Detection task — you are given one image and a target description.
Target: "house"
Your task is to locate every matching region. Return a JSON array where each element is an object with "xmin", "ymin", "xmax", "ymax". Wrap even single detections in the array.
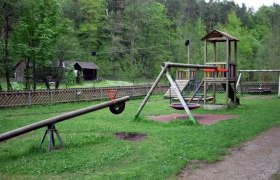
[
  {"xmin": 14, "ymin": 60, "xmax": 100, "ymax": 82},
  {"xmin": 73, "ymin": 61, "xmax": 100, "ymax": 80}
]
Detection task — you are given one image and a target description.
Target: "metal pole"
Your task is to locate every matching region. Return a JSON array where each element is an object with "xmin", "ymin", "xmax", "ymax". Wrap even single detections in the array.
[
  {"xmin": 278, "ymin": 72, "xmax": 280, "ymax": 97},
  {"xmin": 236, "ymin": 72, "xmax": 242, "ymax": 89},
  {"xmin": 166, "ymin": 71, "xmax": 196, "ymax": 124},
  {"xmin": 0, "ymin": 96, "xmax": 130, "ymax": 142},
  {"xmin": 135, "ymin": 64, "xmax": 168, "ymax": 118}
]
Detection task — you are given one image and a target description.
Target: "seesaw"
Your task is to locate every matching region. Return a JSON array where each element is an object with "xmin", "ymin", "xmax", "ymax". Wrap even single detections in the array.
[{"xmin": 0, "ymin": 96, "xmax": 130, "ymax": 151}]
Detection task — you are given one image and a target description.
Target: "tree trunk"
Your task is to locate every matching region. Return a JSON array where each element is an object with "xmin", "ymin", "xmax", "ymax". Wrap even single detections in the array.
[
  {"xmin": 32, "ymin": 58, "xmax": 37, "ymax": 90},
  {"xmin": 44, "ymin": 78, "xmax": 50, "ymax": 90},
  {"xmin": 24, "ymin": 58, "xmax": 31, "ymax": 90},
  {"xmin": 2, "ymin": 6, "xmax": 13, "ymax": 91},
  {"xmin": 55, "ymin": 60, "xmax": 64, "ymax": 89}
]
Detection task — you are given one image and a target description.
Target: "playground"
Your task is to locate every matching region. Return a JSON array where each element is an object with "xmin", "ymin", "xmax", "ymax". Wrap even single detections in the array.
[
  {"xmin": 0, "ymin": 30, "xmax": 279, "ymax": 179},
  {"xmin": 0, "ymin": 93, "xmax": 279, "ymax": 179}
]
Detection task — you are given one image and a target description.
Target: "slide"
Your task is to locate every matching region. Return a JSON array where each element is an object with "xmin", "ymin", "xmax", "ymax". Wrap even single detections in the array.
[{"xmin": 164, "ymin": 80, "xmax": 189, "ymax": 98}]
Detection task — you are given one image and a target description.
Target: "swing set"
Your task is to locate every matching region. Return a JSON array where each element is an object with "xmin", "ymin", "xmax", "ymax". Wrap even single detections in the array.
[{"xmin": 135, "ymin": 62, "xmax": 216, "ymax": 123}]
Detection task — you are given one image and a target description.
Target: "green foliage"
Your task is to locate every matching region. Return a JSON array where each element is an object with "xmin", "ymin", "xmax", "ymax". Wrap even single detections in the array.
[
  {"xmin": 218, "ymin": 11, "xmax": 260, "ymax": 70},
  {"xmin": 1, "ymin": 0, "xmax": 280, "ymax": 91},
  {"xmin": 255, "ymin": 4, "xmax": 280, "ymax": 70},
  {"xmin": 0, "ymin": 95, "xmax": 279, "ymax": 178},
  {"xmin": 64, "ymin": 70, "xmax": 76, "ymax": 88}
]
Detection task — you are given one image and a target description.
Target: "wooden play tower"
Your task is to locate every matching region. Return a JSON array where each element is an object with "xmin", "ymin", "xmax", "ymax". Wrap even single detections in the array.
[{"xmin": 201, "ymin": 29, "xmax": 239, "ymax": 108}]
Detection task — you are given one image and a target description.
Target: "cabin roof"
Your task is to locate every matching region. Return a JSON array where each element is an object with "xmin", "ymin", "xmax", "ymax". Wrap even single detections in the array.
[{"xmin": 74, "ymin": 61, "xmax": 100, "ymax": 70}]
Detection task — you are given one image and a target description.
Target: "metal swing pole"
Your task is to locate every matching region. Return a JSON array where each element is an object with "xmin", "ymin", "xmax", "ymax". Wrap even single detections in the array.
[{"xmin": 278, "ymin": 72, "xmax": 280, "ymax": 97}]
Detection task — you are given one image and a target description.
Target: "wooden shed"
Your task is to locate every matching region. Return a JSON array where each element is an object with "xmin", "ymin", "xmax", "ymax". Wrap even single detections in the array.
[{"xmin": 74, "ymin": 61, "xmax": 100, "ymax": 80}]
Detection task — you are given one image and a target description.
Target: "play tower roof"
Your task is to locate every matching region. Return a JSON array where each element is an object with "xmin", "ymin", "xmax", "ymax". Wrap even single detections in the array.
[{"xmin": 201, "ymin": 29, "xmax": 239, "ymax": 42}]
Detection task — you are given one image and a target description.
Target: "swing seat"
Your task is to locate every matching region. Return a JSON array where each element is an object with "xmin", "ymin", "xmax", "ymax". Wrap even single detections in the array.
[{"xmin": 170, "ymin": 103, "xmax": 200, "ymax": 110}]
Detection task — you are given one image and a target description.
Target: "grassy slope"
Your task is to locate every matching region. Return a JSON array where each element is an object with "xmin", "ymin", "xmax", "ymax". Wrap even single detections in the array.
[
  {"xmin": 0, "ymin": 95, "xmax": 279, "ymax": 179},
  {"xmin": 1, "ymin": 80, "xmax": 135, "ymax": 90}
]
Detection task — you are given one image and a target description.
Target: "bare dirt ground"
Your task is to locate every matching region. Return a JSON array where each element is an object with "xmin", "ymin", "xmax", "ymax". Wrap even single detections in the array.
[
  {"xmin": 178, "ymin": 127, "xmax": 280, "ymax": 180},
  {"xmin": 148, "ymin": 113, "xmax": 237, "ymax": 125}
]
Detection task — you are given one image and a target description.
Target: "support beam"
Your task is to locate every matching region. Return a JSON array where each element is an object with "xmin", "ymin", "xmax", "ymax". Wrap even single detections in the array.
[
  {"xmin": 135, "ymin": 64, "xmax": 168, "ymax": 118},
  {"xmin": 239, "ymin": 70, "xmax": 280, "ymax": 73},
  {"xmin": 188, "ymin": 78, "xmax": 204, "ymax": 103},
  {"xmin": 236, "ymin": 72, "xmax": 242, "ymax": 89},
  {"xmin": 279, "ymin": 72, "xmax": 280, "ymax": 97},
  {"xmin": 166, "ymin": 70, "xmax": 196, "ymax": 124},
  {"xmin": 163, "ymin": 62, "xmax": 216, "ymax": 69}
]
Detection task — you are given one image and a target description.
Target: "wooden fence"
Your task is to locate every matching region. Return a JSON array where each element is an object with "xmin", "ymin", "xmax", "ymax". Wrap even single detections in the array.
[
  {"xmin": 0, "ymin": 84, "xmax": 169, "ymax": 108},
  {"xmin": 0, "ymin": 82, "xmax": 278, "ymax": 108},
  {"xmin": 186, "ymin": 82, "xmax": 279, "ymax": 94}
]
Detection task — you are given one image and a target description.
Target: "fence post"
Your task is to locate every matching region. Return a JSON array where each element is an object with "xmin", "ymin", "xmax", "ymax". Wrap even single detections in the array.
[
  {"xmin": 50, "ymin": 90, "xmax": 53, "ymax": 103},
  {"xmin": 278, "ymin": 72, "xmax": 280, "ymax": 97},
  {"xmin": 101, "ymin": 88, "xmax": 104, "ymax": 100},
  {"xmin": 132, "ymin": 86, "xmax": 135, "ymax": 98},
  {"xmin": 28, "ymin": 91, "xmax": 32, "ymax": 106}
]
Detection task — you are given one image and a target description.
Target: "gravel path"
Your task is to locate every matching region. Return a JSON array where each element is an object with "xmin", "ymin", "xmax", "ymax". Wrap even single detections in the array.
[{"xmin": 179, "ymin": 127, "xmax": 280, "ymax": 180}]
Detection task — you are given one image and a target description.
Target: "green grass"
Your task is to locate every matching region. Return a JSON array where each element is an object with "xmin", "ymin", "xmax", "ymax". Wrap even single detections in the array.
[
  {"xmin": 0, "ymin": 80, "xmax": 146, "ymax": 91},
  {"xmin": 0, "ymin": 95, "xmax": 279, "ymax": 179}
]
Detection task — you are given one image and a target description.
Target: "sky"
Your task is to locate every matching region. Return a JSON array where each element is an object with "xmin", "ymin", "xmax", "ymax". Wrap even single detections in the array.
[
  {"xmin": 231, "ymin": 0, "xmax": 279, "ymax": 11},
  {"xmin": 205, "ymin": 0, "xmax": 280, "ymax": 11}
]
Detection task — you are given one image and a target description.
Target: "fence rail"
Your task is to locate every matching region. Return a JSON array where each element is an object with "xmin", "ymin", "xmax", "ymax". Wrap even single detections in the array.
[
  {"xmin": 0, "ymin": 82, "xmax": 278, "ymax": 108},
  {"xmin": 0, "ymin": 84, "xmax": 169, "ymax": 108},
  {"xmin": 185, "ymin": 82, "xmax": 279, "ymax": 94}
]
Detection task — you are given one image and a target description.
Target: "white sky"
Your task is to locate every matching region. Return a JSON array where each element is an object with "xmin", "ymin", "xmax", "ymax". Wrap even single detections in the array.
[
  {"xmin": 205, "ymin": 0, "xmax": 280, "ymax": 11},
  {"xmin": 233, "ymin": 0, "xmax": 280, "ymax": 11}
]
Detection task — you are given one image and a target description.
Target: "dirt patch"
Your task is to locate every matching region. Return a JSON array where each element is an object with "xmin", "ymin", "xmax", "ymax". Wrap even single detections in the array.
[
  {"xmin": 148, "ymin": 113, "xmax": 237, "ymax": 125},
  {"xmin": 115, "ymin": 132, "xmax": 146, "ymax": 142},
  {"xmin": 178, "ymin": 127, "xmax": 280, "ymax": 180}
]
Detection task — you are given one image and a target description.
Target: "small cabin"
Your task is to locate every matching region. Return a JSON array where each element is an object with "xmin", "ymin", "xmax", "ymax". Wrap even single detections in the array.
[{"xmin": 74, "ymin": 61, "xmax": 100, "ymax": 80}]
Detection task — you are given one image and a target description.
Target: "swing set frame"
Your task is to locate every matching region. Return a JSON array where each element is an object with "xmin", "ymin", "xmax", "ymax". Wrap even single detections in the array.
[{"xmin": 135, "ymin": 62, "xmax": 216, "ymax": 123}]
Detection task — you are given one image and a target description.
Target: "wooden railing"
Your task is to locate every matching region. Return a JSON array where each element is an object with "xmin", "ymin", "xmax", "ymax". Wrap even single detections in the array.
[
  {"xmin": 0, "ymin": 82, "xmax": 278, "ymax": 107},
  {"xmin": 185, "ymin": 82, "xmax": 278, "ymax": 94},
  {"xmin": 0, "ymin": 84, "xmax": 169, "ymax": 107}
]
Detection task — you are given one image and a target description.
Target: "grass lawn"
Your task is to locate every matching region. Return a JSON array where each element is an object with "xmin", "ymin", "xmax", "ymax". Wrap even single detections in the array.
[
  {"xmin": 1, "ymin": 79, "xmax": 149, "ymax": 90},
  {"xmin": 0, "ymin": 94, "xmax": 279, "ymax": 179}
]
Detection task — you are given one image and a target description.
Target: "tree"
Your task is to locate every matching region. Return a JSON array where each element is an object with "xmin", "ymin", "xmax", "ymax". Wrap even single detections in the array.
[
  {"xmin": 255, "ymin": 4, "xmax": 280, "ymax": 70},
  {"xmin": 14, "ymin": 0, "xmax": 61, "ymax": 89},
  {"xmin": 125, "ymin": 1, "xmax": 175, "ymax": 78},
  {"xmin": 53, "ymin": 17, "xmax": 84, "ymax": 89},
  {"xmin": 176, "ymin": 19, "xmax": 206, "ymax": 65},
  {"xmin": 0, "ymin": 0, "xmax": 21, "ymax": 91},
  {"xmin": 218, "ymin": 11, "xmax": 260, "ymax": 71}
]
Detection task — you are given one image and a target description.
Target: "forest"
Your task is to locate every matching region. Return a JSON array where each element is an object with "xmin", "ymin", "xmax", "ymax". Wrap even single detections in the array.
[{"xmin": 0, "ymin": 0, "xmax": 279, "ymax": 91}]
